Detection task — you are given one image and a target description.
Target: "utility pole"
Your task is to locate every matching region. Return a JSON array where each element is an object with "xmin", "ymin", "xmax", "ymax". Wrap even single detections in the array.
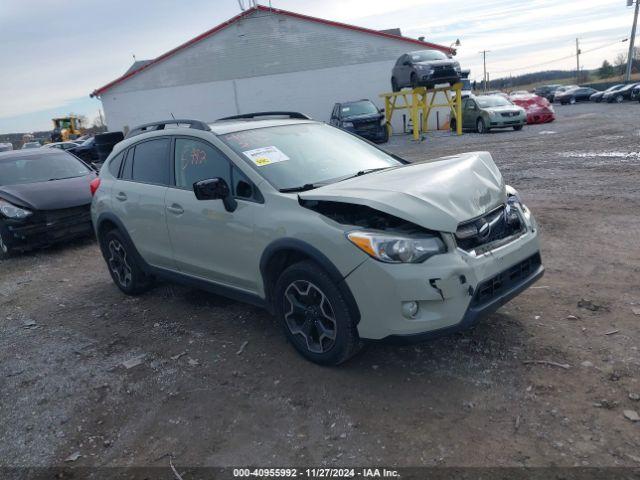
[
  {"xmin": 479, "ymin": 50, "xmax": 490, "ymax": 92},
  {"xmin": 625, "ymin": 0, "xmax": 639, "ymax": 81},
  {"xmin": 575, "ymin": 38, "xmax": 581, "ymax": 83}
]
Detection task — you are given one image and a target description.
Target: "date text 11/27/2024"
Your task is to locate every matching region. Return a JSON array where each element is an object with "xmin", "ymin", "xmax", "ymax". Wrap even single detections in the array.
[{"xmin": 232, "ymin": 468, "xmax": 400, "ymax": 478}]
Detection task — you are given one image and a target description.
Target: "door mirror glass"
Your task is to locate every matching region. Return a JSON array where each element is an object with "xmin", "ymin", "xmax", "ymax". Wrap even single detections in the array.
[
  {"xmin": 193, "ymin": 177, "xmax": 230, "ymax": 200},
  {"xmin": 193, "ymin": 177, "xmax": 237, "ymax": 211}
]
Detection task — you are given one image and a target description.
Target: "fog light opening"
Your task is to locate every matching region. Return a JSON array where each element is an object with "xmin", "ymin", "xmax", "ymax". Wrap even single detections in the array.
[{"xmin": 402, "ymin": 301, "xmax": 419, "ymax": 319}]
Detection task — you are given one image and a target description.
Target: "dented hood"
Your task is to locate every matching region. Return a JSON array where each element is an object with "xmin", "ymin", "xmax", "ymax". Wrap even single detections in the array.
[{"xmin": 299, "ymin": 151, "xmax": 505, "ymax": 233}]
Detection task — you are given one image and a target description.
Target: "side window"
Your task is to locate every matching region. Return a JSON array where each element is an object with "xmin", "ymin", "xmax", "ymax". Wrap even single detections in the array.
[
  {"xmin": 466, "ymin": 100, "xmax": 476, "ymax": 110},
  {"xmin": 174, "ymin": 138, "xmax": 231, "ymax": 189},
  {"xmin": 107, "ymin": 151, "xmax": 125, "ymax": 178},
  {"xmin": 131, "ymin": 139, "xmax": 170, "ymax": 185}
]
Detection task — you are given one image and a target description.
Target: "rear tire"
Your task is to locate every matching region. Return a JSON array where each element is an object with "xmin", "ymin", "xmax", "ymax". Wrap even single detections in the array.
[
  {"xmin": 450, "ymin": 118, "xmax": 457, "ymax": 131},
  {"xmin": 274, "ymin": 261, "xmax": 361, "ymax": 366},
  {"xmin": 99, "ymin": 229, "xmax": 153, "ymax": 295},
  {"xmin": 476, "ymin": 117, "xmax": 488, "ymax": 134}
]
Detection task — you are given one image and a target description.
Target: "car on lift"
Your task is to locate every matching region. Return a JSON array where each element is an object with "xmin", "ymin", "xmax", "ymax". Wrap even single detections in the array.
[
  {"xmin": 603, "ymin": 82, "xmax": 640, "ymax": 103},
  {"xmin": 391, "ymin": 49, "xmax": 461, "ymax": 91},
  {"xmin": 0, "ymin": 149, "xmax": 96, "ymax": 259},
  {"xmin": 451, "ymin": 95, "xmax": 526, "ymax": 133},
  {"xmin": 329, "ymin": 100, "xmax": 388, "ymax": 143},
  {"xmin": 91, "ymin": 114, "xmax": 542, "ymax": 365},
  {"xmin": 554, "ymin": 86, "xmax": 598, "ymax": 105},
  {"xmin": 590, "ymin": 84, "xmax": 624, "ymax": 103}
]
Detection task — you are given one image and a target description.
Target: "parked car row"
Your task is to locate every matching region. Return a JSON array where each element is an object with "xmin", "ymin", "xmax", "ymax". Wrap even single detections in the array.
[{"xmin": 533, "ymin": 83, "xmax": 640, "ymax": 105}]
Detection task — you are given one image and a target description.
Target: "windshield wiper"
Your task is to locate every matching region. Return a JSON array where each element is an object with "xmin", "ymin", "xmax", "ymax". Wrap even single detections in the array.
[
  {"xmin": 48, "ymin": 176, "xmax": 78, "ymax": 181},
  {"xmin": 279, "ymin": 183, "xmax": 321, "ymax": 193}
]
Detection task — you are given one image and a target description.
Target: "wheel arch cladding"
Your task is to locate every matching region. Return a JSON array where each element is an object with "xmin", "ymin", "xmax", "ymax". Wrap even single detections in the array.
[
  {"xmin": 260, "ymin": 238, "xmax": 361, "ymax": 323},
  {"xmin": 96, "ymin": 212, "xmax": 151, "ymax": 274}
]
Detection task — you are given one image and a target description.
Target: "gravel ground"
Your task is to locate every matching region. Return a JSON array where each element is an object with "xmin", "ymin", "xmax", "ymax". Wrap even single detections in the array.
[{"xmin": 1, "ymin": 102, "xmax": 639, "ymax": 470}]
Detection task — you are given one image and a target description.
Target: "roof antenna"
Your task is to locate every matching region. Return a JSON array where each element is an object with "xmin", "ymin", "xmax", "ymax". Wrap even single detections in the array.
[{"xmin": 170, "ymin": 112, "xmax": 176, "ymax": 120}]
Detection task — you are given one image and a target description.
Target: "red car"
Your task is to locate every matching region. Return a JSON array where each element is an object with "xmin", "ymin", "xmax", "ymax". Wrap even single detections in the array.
[{"xmin": 509, "ymin": 93, "xmax": 555, "ymax": 124}]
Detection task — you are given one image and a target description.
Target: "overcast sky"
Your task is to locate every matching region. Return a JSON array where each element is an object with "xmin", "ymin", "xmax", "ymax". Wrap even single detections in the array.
[{"xmin": 0, "ymin": 0, "xmax": 634, "ymax": 133}]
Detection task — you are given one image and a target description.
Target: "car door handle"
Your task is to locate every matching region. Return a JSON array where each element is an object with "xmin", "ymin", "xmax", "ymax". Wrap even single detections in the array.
[
  {"xmin": 115, "ymin": 192, "xmax": 127, "ymax": 202},
  {"xmin": 167, "ymin": 204, "xmax": 184, "ymax": 215}
]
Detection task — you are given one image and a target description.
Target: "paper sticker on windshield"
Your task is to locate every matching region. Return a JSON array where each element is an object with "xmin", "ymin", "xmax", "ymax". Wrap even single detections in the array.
[{"xmin": 243, "ymin": 146, "xmax": 290, "ymax": 167}]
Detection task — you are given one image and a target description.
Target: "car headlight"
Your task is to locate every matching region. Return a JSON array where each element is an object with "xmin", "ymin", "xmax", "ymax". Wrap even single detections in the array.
[
  {"xmin": 342, "ymin": 121, "xmax": 354, "ymax": 128},
  {"xmin": 347, "ymin": 230, "xmax": 445, "ymax": 263},
  {"xmin": 0, "ymin": 198, "xmax": 32, "ymax": 219},
  {"xmin": 505, "ymin": 185, "xmax": 522, "ymax": 205}
]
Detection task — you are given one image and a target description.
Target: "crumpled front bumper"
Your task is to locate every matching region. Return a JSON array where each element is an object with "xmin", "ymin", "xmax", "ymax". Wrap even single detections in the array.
[{"xmin": 345, "ymin": 212, "xmax": 542, "ymax": 341}]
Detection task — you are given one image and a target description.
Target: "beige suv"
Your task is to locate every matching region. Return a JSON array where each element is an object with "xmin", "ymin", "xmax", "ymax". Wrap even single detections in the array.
[{"xmin": 91, "ymin": 114, "xmax": 543, "ymax": 365}]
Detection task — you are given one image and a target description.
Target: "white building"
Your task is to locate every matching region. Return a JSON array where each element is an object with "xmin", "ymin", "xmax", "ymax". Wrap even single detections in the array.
[{"xmin": 91, "ymin": 5, "xmax": 454, "ymax": 134}]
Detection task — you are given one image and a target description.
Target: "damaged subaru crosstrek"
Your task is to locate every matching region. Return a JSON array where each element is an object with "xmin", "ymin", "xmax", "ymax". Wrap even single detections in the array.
[{"xmin": 91, "ymin": 113, "xmax": 543, "ymax": 365}]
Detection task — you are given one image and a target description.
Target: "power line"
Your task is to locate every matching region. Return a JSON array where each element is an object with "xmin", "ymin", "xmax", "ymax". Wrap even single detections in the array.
[{"xmin": 490, "ymin": 38, "xmax": 629, "ymax": 75}]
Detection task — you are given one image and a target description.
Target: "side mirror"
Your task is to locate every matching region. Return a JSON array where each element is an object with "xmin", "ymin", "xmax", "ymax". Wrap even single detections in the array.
[
  {"xmin": 379, "ymin": 107, "xmax": 385, "ymax": 113},
  {"xmin": 403, "ymin": 60, "xmax": 411, "ymax": 66},
  {"xmin": 193, "ymin": 177, "xmax": 237, "ymax": 212}
]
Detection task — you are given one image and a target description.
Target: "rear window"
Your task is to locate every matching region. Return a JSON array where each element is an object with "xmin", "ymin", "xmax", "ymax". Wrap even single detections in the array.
[{"xmin": 131, "ymin": 139, "xmax": 170, "ymax": 185}]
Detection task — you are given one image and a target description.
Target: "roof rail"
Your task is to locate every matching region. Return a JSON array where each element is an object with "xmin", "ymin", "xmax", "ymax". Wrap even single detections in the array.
[
  {"xmin": 126, "ymin": 119, "xmax": 211, "ymax": 138},
  {"xmin": 217, "ymin": 111, "xmax": 312, "ymax": 121}
]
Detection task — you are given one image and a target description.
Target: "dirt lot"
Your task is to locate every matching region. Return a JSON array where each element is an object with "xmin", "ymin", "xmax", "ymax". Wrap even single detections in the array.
[{"xmin": 2, "ymin": 102, "xmax": 639, "ymax": 470}]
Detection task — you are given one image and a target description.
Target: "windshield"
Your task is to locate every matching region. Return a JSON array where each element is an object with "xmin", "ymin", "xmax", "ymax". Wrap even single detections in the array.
[
  {"xmin": 220, "ymin": 123, "xmax": 401, "ymax": 190},
  {"xmin": 410, "ymin": 50, "xmax": 448, "ymax": 62},
  {"xmin": 0, "ymin": 152, "xmax": 90, "ymax": 186},
  {"xmin": 476, "ymin": 96, "xmax": 512, "ymax": 108},
  {"xmin": 341, "ymin": 101, "xmax": 379, "ymax": 118},
  {"xmin": 606, "ymin": 84, "xmax": 624, "ymax": 91}
]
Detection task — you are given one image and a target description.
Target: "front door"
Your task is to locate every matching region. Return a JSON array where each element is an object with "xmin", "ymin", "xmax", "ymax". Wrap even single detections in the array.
[
  {"xmin": 165, "ymin": 137, "xmax": 260, "ymax": 292},
  {"xmin": 463, "ymin": 99, "xmax": 478, "ymax": 129}
]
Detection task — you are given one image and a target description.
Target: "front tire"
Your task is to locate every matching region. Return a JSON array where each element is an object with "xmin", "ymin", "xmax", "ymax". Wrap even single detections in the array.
[
  {"xmin": 476, "ymin": 117, "xmax": 488, "ymax": 134},
  {"xmin": 615, "ymin": 94, "xmax": 624, "ymax": 104},
  {"xmin": 100, "ymin": 229, "xmax": 153, "ymax": 295},
  {"xmin": 410, "ymin": 73, "xmax": 418, "ymax": 89},
  {"xmin": 569, "ymin": 97, "xmax": 576, "ymax": 105},
  {"xmin": 513, "ymin": 125, "xmax": 523, "ymax": 131},
  {"xmin": 274, "ymin": 261, "xmax": 361, "ymax": 366}
]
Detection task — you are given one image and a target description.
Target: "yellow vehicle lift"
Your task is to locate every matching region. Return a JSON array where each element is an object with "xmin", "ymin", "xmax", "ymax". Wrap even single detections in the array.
[{"xmin": 380, "ymin": 82, "xmax": 463, "ymax": 141}]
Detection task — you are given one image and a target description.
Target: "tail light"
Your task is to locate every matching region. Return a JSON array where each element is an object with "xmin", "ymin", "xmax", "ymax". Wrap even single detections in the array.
[{"xmin": 90, "ymin": 177, "xmax": 101, "ymax": 196}]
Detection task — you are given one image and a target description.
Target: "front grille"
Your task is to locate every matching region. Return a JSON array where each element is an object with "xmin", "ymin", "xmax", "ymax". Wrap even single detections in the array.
[
  {"xmin": 501, "ymin": 111, "xmax": 519, "ymax": 117},
  {"xmin": 41, "ymin": 205, "xmax": 91, "ymax": 224},
  {"xmin": 455, "ymin": 205, "xmax": 524, "ymax": 253},
  {"xmin": 472, "ymin": 253, "xmax": 542, "ymax": 306},
  {"xmin": 432, "ymin": 66, "xmax": 456, "ymax": 78},
  {"xmin": 354, "ymin": 121, "xmax": 379, "ymax": 131}
]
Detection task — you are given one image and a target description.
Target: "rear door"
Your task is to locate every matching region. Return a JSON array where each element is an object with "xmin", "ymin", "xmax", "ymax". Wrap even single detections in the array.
[
  {"xmin": 111, "ymin": 138, "xmax": 175, "ymax": 269},
  {"xmin": 165, "ymin": 136, "xmax": 260, "ymax": 291}
]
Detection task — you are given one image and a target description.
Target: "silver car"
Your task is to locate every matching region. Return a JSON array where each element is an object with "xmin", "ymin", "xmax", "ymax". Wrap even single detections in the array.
[{"xmin": 91, "ymin": 114, "xmax": 543, "ymax": 365}]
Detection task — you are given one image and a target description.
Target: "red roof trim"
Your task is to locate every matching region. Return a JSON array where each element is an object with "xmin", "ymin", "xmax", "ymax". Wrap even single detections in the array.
[{"xmin": 91, "ymin": 5, "xmax": 453, "ymax": 97}]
